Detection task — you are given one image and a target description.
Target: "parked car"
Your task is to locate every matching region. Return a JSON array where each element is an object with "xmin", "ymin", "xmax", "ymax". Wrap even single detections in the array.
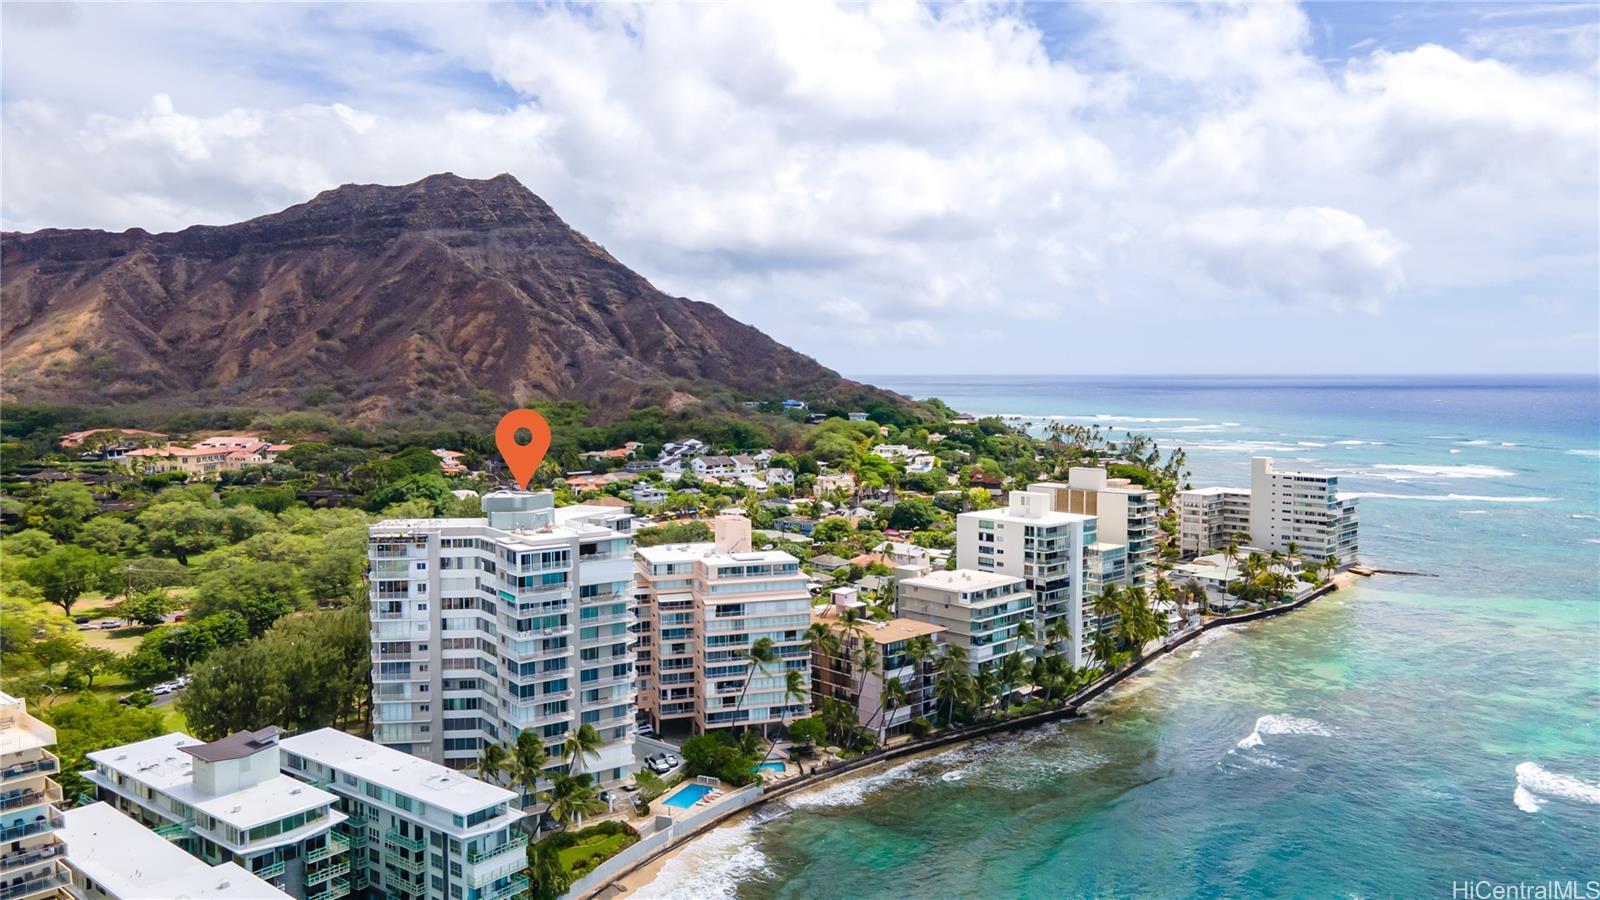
[
  {"xmin": 175, "ymin": 675, "xmax": 191, "ymax": 687},
  {"xmin": 97, "ymin": 620, "xmax": 122, "ymax": 630},
  {"xmin": 149, "ymin": 683, "xmax": 176, "ymax": 696},
  {"xmin": 73, "ymin": 617, "xmax": 89, "ymax": 625},
  {"xmin": 634, "ymin": 722, "xmax": 656, "ymax": 738}
]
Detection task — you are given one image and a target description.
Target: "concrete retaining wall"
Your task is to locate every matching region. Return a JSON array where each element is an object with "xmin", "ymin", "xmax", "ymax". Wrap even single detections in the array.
[{"xmin": 566, "ymin": 782, "xmax": 764, "ymax": 899}]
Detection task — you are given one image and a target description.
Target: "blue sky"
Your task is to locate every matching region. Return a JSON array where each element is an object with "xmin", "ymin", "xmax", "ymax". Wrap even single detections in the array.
[{"xmin": 2, "ymin": 2, "xmax": 1596, "ymax": 376}]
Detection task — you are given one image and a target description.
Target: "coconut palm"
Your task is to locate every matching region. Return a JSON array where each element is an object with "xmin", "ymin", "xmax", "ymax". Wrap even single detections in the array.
[
  {"xmin": 1221, "ymin": 538, "xmax": 1241, "ymax": 595},
  {"xmin": 1046, "ymin": 618, "xmax": 1072, "ymax": 657},
  {"xmin": 974, "ymin": 668, "xmax": 999, "ymax": 719},
  {"xmin": 1090, "ymin": 628, "xmax": 1118, "ymax": 670},
  {"xmin": 1090, "ymin": 584, "xmax": 1122, "ymax": 641},
  {"xmin": 562, "ymin": 723, "xmax": 603, "ymax": 776},
  {"xmin": 998, "ymin": 652, "xmax": 1027, "ymax": 710},
  {"xmin": 546, "ymin": 771, "xmax": 606, "ymax": 832},
  {"xmin": 933, "ymin": 644, "xmax": 971, "ymax": 725},
  {"xmin": 1016, "ymin": 618, "xmax": 1036, "ymax": 647},
  {"xmin": 878, "ymin": 677, "xmax": 908, "ymax": 747},
  {"xmin": 474, "ymin": 741, "xmax": 507, "ymax": 787},
  {"xmin": 732, "ymin": 636, "xmax": 778, "ymax": 726}
]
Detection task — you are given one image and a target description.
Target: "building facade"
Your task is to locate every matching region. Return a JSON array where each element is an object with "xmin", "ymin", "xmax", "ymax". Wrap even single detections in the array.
[
  {"xmin": 1177, "ymin": 486, "xmax": 1253, "ymax": 556},
  {"xmin": 367, "ymin": 491, "xmax": 638, "ymax": 792},
  {"xmin": 1031, "ymin": 469, "xmax": 1160, "ymax": 588},
  {"xmin": 83, "ymin": 728, "xmax": 349, "ymax": 898},
  {"xmin": 896, "ymin": 570, "xmax": 1032, "ymax": 674},
  {"xmin": 809, "ymin": 613, "xmax": 944, "ymax": 739},
  {"xmin": 1249, "ymin": 457, "xmax": 1360, "ymax": 563},
  {"xmin": 0, "ymin": 692, "xmax": 69, "ymax": 900},
  {"xmin": 281, "ymin": 729, "xmax": 527, "ymax": 900},
  {"xmin": 634, "ymin": 513, "xmax": 812, "ymax": 734},
  {"xmin": 955, "ymin": 490, "xmax": 1093, "ymax": 667},
  {"xmin": 1178, "ymin": 458, "xmax": 1358, "ymax": 564}
]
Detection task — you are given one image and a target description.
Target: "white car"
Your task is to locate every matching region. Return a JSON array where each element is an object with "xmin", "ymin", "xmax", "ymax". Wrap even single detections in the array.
[{"xmin": 149, "ymin": 683, "xmax": 176, "ymax": 696}]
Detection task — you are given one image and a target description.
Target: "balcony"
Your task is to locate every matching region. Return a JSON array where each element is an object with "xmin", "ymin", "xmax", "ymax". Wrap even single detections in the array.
[
  {"xmin": 306, "ymin": 876, "xmax": 351, "ymax": 900},
  {"xmin": 305, "ymin": 858, "xmax": 352, "ymax": 882},
  {"xmin": 0, "ymin": 781, "xmax": 62, "ymax": 813},
  {"xmin": 253, "ymin": 859, "xmax": 286, "ymax": 880},
  {"xmin": 0, "ymin": 812, "xmax": 63, "ymax": 843},
  {"xmin": 386, "ymin": 853, "xmax": 427, "ymax": 875},
  {"xmin": 304, "ymin": 831, "xmax": 350, "ymax": 863},
  {"xmin": 384, "ymin": 829, "xmax": 427, "ymax": 853},
  {"xmin": 0, "ymin": 753, "xmax": 57, "ymax": 784},
  {"xmin": 466, "ymin": 831, "xmax": 528, "ymax": 865},
  {"xmin": 152, "ymin": 819, "xmax": 193, "ymax": 841},
  {"xmin": 0, "ymin": 842, "xmax": 64, "ymax": 873},
  {"xmin": 0, "ymin": 868, "xmax": 69, "ymax": 899},
  {"xmin": 483, "ymin": 873, "xmax": 531, "ymax": 900}
]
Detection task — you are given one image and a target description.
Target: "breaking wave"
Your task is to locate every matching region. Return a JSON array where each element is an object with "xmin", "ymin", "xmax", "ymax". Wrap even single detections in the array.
[
  {"xmin": 1236, "ymin": 714, "xmax": 1334, "ymax": 751},
  {"xmin": 1513, "ymin": 763, "xmax": 1600, "ymax": 814},
  {"xmin": 635, "ymin": 816, "xmax": 774, "ymax": 899},
  {"xmin": 1343, "ymin": 493, "xmax": 1556, "ymax": 503}
]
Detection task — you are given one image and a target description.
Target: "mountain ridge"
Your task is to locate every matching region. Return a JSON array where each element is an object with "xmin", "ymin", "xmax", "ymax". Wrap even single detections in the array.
[{"xmin": 1, "ymin": 173, "xmax": 901, "ymax": 422}]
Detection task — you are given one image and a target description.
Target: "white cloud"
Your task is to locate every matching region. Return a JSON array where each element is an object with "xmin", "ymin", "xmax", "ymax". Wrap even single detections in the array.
[
  {"xmin": 1171, "ymin": 207, "xmax": 1405, "ymax": 312},
  {"xmin": 1, "ymin": 1, "xmax": 1595, "ymax": 374}
]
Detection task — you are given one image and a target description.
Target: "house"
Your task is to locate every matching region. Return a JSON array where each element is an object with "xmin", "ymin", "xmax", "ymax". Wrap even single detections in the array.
[
  {"xmin": 625, "ymin": 459, "xmax": 661, "ymax": 473},
  {"xmin": 691, "ymin": 456, "xmax": 738, "ymax": 478},
  {"xmin": 927, "ymin": 432, "xmax": 946, "ymax": 443},
  {"xmin": 662, "ymin": 439, "xmax": 706, "ymax": 457},
  {"xmin": 730, "ymin": 455, "xmax": 758, "ymax": 476},
  {"xmin": 580, "ymin": 441, "xmax": 642, "ymax": 461},
  {"xmin": 782, "ymin": 399, "xmax": 808, "ymax": 411},
  {"xmin": 871, "ymin": 444, "xmax": 915, "ymax": 460},
  {"xmin": 907, "ymin": 454, "xmax": 938, "ymax": 474},
  {"xmin": 765, "ymin": 467, "xmax": 795, "ymax": 487},
  {"xmin": 848, "ymin": 412, "xmax": 869, "ymax": 421},
  {"xmin": 562, "ymin": 471, "xmax": 633, "ymax": 491},
  {"xmin": 739, "ymin": 474, "xmax": 771, "ymax": 494},
  {"xmin": 776, "ymin": 515, "xmax": 818, "ymax": 535},
  {"xmin": 807, "ymin": 554, "xmax": 851, "ymax": 571},
  {"xmin": 432, "ymin": 448, "xmax": 467, "ymax": 474},
  {"xmin": 804, "ymin": 413, "xmax": 829, "ymax": 425},
  {"xmin": 752, "ymin": 449, "xmax": 776, "ymax": 466},
  {"xmin": 814, "ymin": 473, "xmax": 856, "ymax": 496},
  {"xmin": 874, "ymin": 540, "xmax": 932, "ymax": 567},
  {"xmin": 630, "ymin": 484, "xmax": 670, "ymax": 505}
]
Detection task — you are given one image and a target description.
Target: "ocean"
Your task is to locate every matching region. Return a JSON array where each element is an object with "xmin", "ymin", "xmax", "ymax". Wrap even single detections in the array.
[{"xmin": 636, "ymin": 376, "xmax": 1600, "ymax": 898}]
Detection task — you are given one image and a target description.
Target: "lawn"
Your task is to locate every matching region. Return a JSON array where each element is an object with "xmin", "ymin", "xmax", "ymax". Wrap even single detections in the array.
[{"xmin": 555, "ymin": 831, "xmax": 636, "ymax": 874}]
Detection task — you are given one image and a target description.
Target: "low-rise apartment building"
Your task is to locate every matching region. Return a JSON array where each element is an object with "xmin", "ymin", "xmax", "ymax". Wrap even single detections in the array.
[
  {"xmin": 634, "ymin": 513, "xmax": 812, "ymax": 735},
  {"xmin": 281, "ymin": 729, "xmax": 527, "ymax": 900},
  {"xmin": 62, "ymin": 802, "xmax": 288, "ymax": 900},
  {"xmin": 896, "ymin": 570, "xmax": 1032, "ymax": 674},
  {"xmin": 0, "ymin": 692, "xmax": 69, "ymax": 900},
  {"xmin": 810, "ymin": 613, "xmax": 944, "ymax": 739},
  {"xmin": 366, "ymin": 492, "xmax": 637, "ymax": 791},
  {"xmin": 83, "ymin": 728, "xmax": 350, "ymax": 898},
  {"xmin": 955, "ymin": 490, "xmax": 1093, "ymax": 667}
]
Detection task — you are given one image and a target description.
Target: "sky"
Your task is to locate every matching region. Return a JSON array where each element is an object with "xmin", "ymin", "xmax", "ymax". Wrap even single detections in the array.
[{"xmin": 3, "ymin": 1, "xmax": 1597, "ymax": 377}]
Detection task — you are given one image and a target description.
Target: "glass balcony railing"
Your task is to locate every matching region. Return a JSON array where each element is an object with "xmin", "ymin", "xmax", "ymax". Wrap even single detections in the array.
[
  {"xmin": 0, "ymin": 869, "xmax": 70, "ymax": 900},
  {"xmin": 383, "ymin": 830, "xmax": 426, "ymax": 853},
  {"xmin": 466, "ymin": 831, "xmax": 528, "ymax": 864},
  {"xmin": 253, "ymin": 859, "xmax": 286, "ymax": 880},
  {"xmin": 0, "ymin": 754, "xmax": 58, "ymax": 782},
  {"xmin": 387, "ymin": 854, "xmax": 426, "ymax": 875},
  {"xmin": 303, "ymin": 831, "xmax": 350, "ymax": 863},
  {"xmin": 305, "ymin": 858, "xmax": 351, "ymax": 883},
  {"xmin": 0, "ymin": 781, "xmax": 62, "ymax": 813},
  {"xmin": 306, "ymin": 876, "xmax": 351, "ymax": 900},
  {"xmin": 0, "ymin": 841, "xmax": 64, "ymax": 873},
  {"xmin": 483, "ymin": 873, "xmax": 531, "ymax": 900},
  {"xmin": 0, "ymin": 813, "xmax": 63, "ymax": 843},
  {"xmin": 152, "ymin": 819, "xmax": 192, "ymax": 840}
]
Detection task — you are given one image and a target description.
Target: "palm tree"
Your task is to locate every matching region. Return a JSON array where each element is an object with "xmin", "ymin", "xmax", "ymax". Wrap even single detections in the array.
[
  {"xmin": 1090, "ymin": 584, "xmax": 1122, "ymax": 642},
  {"xmin": 1221, "ymin": 538, "xmax": 1240, "ymax": 595},
  {"xmin": 877, "ymin": 677, "xmax": 907, "ymax": 747},
  {"xmin": 562, "ymin": 723, "xmax": 603, "ymax": 776},
  {"xmin": 933, "ymin": 644, "xmax": 971, "ymax": 725},
  {"xmin": 508, "ymin": 732, "xmax": 551, "ymax": 830},
  {"xmin": 998, "ymin": 652, "xmax": 1026, "ymax": 711},
  {"xmin": 974, "ymin": 668, "xmax": 999, "ymax": 719},
  {"xmin": 1183, "ymin": 578, "xmax": 1210, "ymax": 616},
  {"xmin": 546, "ymin": 771, "xmax": 605, "ymax": 832},
  {"xmin": 732, "ymin": 636, "xmax": 778, "ymax": 729},
  {"xmin": 1046, "ymin": 618, "xmax": 1072, "ymax": 657},
  {"xmin": 1090, "ymin": 628, "xmax": 1118, "ymax": 671},
  {"xmin": 1016, "ymin": 618, "xmax": 1036, "ymax": 648},
  {"xmin": 475, "ymin": 741, "xmax": 507, "ymax": 787}
]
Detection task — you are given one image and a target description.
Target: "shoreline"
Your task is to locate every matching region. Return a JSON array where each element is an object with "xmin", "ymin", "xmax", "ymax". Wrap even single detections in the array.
[{"xmin": 597, "ymin": 573, "xmax": 1360, "ymax": 898}]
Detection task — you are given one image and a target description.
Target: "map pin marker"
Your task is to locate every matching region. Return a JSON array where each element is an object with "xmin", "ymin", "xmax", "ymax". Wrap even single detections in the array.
[{"xmin": 495, "ymin": 409, "xmax": 552, "ymax": 490}]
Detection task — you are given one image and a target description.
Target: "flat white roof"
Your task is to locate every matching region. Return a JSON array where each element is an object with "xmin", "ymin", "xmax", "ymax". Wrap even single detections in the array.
[
  {"xmin": 899, "ymin": 568, "xmax": 1026, "ymax": 592},
  {"xmin": 87, "ymin": 733, "xmax": 338, "ymax": 830},
  {"xmin": 281, "ymin": 729, "xmax": 518, "ymax": 818},
  {"xmin": 1181, "ymin": 486, "xmax": 1249, "ymax": 496},
  {"xmin": 636, "ymin": 542, "xmax": 798, "ymax": 566},
  {"xmin": 957, "ymin": 507, "xmax": 1092, "ymax": 526},
  {"xmin": 63, "ymin": 802, "xmax": 290, "ymax": 899}
]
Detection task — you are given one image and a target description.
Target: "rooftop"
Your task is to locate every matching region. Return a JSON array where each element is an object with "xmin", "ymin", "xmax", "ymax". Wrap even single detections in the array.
[
  {"xmin": 281, "ymin": 728, "xmax": 519, "ymax": 819},
  {"xmin": 636, "ymin": 542, "xmax": 798, "ymax": 566},
  {"xmin": 63, "ymin": 802, "xmax": 291, "ymax": 900},
  {"xmin": 181, "ymin": 727, "xmax": 281, "ymax": 763},
  {"xmin": 899, "ymin": 568, "xmax": 1026, "ymax": 593},
  {"xmin": 88, "ymin": 732, "xmax": 339, "ymax": 830},
  {"xmin": 813, "ymin": 612, "xmax": 945, "ymax": 644}
]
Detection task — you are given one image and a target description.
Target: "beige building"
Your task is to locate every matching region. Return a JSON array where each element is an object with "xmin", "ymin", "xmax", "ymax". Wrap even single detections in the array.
[
  {"xmin": 1178, "ymin": 486, "xmax": 1252, "ymax": 555},
  {"xmin": 810, "ymin": 612, "xmax": 944, "ymax": 739},
  {"xmin": 0, "ymin": 692, "xmax": 69, "ymax": 900},
  {"xmin": 634, "ymin": 513, "xmax": 812, "ymax": 734},
  {"xmin": 1031, "ymin": 468, "xmax": 1160, "ymax": 588},
  {"xmin": 896, "ymin": 570, "xmax": 1033, "ymax": 674}
]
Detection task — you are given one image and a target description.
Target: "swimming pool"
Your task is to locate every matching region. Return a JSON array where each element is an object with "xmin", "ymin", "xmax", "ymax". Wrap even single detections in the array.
[
  {"xmin": 662, "ymin": 783, "xmax": 712, "ymax": 809},
  {"xmin": 756, "ymin": 762, "xmax": 785, "ymax": 774}
]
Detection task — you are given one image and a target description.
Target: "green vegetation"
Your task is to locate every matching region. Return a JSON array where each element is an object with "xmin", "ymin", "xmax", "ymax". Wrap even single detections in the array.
[{"xmin": 680, "ymin": 732, "xmax": 763, "ymax": 787}]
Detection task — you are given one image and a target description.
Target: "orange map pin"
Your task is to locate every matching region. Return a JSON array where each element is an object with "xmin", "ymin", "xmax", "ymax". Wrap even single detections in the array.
[{"xmin": 495, "ymin": 410, "xmax": 552, "ymax": 490}]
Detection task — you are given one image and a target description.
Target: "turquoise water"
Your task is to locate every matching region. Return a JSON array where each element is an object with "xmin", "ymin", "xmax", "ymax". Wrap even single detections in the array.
[
  {"xmin": 665, "ymin": 784, "xmax": 714, "ymax": 809},
  {"xmin": 639, "ymin": 377, "xmax": 1600, "ymax": 898},
  {"xmin": 756, "ymin": 763, "xmax": 786, "ymax": 774}
]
